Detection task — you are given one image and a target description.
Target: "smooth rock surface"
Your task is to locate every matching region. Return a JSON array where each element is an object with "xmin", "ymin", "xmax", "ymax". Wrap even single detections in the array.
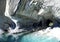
[
  {"xmin": 0, "ymin": 0, "xmax": 16, "ymax": 31},
  {"xmin": 7, "ymin": 0, "xmax": 54, "ymax": 29}
]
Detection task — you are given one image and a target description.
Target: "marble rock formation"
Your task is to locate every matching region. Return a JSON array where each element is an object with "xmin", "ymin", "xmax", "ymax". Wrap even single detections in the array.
[
  {"xmin": 7, "ymin": 0, "xmax": 54, "ymax": 29},
  {"xmin": 0, "ymin": 0, "xmax": 16, "ymax": 31},
  {"xmin": 14, "ymin": 0, "xmax": 60, "ymax": 29},
  {"xmin": 5, "ymin": 0, "xmax": 60, "ymax": 31}
]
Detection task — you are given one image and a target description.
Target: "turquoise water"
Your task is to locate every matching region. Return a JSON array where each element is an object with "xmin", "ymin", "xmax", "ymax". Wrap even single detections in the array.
[
  {"xmin": 19, "ymin": 34, "xmax": 59, "ymax": 42},
  {"xmin": 0, "ymin": 32, "xmax": 59, "ymax": 42},
  {"xmin": 17, "ymin": 32, "xmax": 59, "ymax": 42}
]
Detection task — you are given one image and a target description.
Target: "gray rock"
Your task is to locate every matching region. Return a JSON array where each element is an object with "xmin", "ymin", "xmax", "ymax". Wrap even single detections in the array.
[
  {"xmin": 0, "ymin": 0, "xmax": 6, "ymax": 16},
  {"xmin": 0, "ymin": 15, "xmax": 16, "ymax": 31},
  {"xmin": 12, "ymin": 0, "xmax": 54, "ymax": 28},
  {"xmin": 0, "ymin": 0, "xmax": 16, "ymax": 31},
  {"xmin": 5, "ymin": 0, "xmax": 60, "ymax": 30}
]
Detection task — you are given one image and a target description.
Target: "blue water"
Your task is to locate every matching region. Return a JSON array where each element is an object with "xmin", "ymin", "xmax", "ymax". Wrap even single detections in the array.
[
  {"xmin": 0, "ymin": 32, "xmax": 59, "ymax": 42},
  {"xmin": 0, "ymin": 34, "xmax": 59, "ymax": 42},
  {"xmin": 19, "ymin": 34, "xmax": 59, "ymax": 42}
]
